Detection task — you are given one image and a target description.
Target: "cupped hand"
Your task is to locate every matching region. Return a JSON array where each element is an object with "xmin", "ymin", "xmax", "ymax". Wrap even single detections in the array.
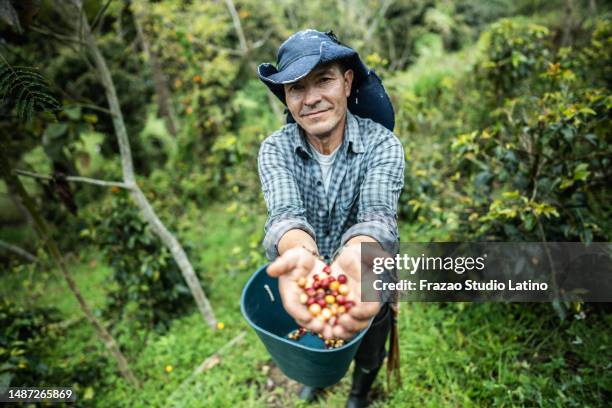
[
  {"xmin": 266, "ymin": 247, "xmax": 328, "ymax": 333},
  {"xmin": 329, "ymin": 245, "xmax": 381, "ymax": 340}
]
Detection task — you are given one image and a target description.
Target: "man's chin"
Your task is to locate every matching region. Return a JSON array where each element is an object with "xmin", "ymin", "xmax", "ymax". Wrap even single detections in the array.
[{"xmin": 301, "ymin": 121, "xmax": 338, "ymax": 139}]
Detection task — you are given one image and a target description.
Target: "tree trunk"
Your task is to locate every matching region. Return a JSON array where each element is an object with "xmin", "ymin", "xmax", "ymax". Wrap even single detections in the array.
[
  {"xmin": 223, "ymin": 0, "xmax": 283, "ymax": 122},
  {"xmin": 132, "ymin": 5, "xmax": 178, "ymax": 137},
  {"xmin": 69, "ymin": 0, "xmax": 218, "ymax": 329},
  {"xmin": 0, "ymin": 149, "xmax": 141, "ymax": 388},
  {"xmin": 561, "ymin": 0, "xmax": 574, "ymax": 47}
]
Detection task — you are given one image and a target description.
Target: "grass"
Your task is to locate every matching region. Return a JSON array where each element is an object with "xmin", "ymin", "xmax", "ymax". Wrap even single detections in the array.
[{"xmin": 2, "ymin": 201, "xmax": 610, "ymax": 407}]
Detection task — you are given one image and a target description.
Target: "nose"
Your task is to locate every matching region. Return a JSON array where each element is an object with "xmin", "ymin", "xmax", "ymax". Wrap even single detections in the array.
[{"xmin": 302, "ymin": 85, "xmax": 322, "ymax": 107}]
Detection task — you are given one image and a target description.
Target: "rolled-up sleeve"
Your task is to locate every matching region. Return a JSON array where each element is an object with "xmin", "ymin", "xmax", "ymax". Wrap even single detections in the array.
[
  {"xmin": 258, "ymin": 138, "xmax": 316, "ymax": 261},
  {"xmin": 340, "ymin": 135, "xmax": 404, "ymax": 255}
]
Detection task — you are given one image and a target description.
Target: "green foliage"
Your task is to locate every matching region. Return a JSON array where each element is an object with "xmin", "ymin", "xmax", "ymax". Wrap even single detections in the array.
[
  {"xmin": 477, "ymin": 19, "xmax": 550, "ymax": 96},
  {"xmin": 84, "ymin": 193, "xmax": 193, "ymax": 332},
  {"xmin": 0, "ymin": 299, "xmax": 61, "ymax": 387},
  {"xmin": 395, "ymin": 17, "xmax": 612, "ymax": 245},
  {"xmin": 0, "ymin": 61, "xmax": 60, "ymax": 122},
  {"xmin": 1, "ymin": 1, "xmax": 611, "ymax": 405}
]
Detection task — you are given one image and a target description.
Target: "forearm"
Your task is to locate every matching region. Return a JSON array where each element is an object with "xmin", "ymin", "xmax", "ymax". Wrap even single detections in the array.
[{"xmin": 278, "ymin": 228, "xmax": 318, "ymax": 256}]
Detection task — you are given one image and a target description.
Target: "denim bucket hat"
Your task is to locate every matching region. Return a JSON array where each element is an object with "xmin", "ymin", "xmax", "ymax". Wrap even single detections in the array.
[{"xmin": 258, "ymin": 29, "xmax": 395, "ymax": 131}]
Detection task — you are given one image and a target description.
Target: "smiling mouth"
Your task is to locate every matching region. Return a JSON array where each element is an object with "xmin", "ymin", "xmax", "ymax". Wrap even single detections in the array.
[{"xmin": 302, "ymin": 109, "xmax": 330, "ymax": 117}]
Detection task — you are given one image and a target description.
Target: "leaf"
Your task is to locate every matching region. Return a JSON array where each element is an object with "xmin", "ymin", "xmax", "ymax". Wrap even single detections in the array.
[
  {"xmin": 0, "ymin": 62, "xmax": 60, "ymax": 121},
  {"xmin": 44, "ymin": 123, "xmax": 68, "ymax": 139},
  {"xmin": 522, "ymin": 213, "xmax": 536, "ymax": 231},
  {"xmin": 559, "ymin": 178, "xmax": 574, "ymax": 190},
  {"xmin": 573, "ymin": 163, "xmax": 590, "ymax": 181},
  {"xmin": 83, "ymin": 386, "xmax": 94, "ymax": 400},
  {"xmin": 561, "ymin": 126, "xmax": 574, "ymax": 142},
  {"xmin": 578, "ymin": 107, "xmax": 596, "ymax": 116},
  {"xmin": 64, "ymin": 105, "xmax": 82, "ymax": 120}
]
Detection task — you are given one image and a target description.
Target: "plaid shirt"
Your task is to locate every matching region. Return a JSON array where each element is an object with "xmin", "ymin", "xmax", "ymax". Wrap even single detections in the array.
[{"xmin": 257, "ymin": 110, "xmax": 405, "ymax": 262}]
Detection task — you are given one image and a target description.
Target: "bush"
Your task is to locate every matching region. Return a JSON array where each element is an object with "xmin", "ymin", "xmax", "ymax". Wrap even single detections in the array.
[
  {"xmin": 85, "ymin": 192, "xmax": 195, "ymax": 332},
  {"xmin": 0, "ymin": 299, "xmax": 61, "ymax": 387},
  {"xmin": 394, "ymin": 17, "xmax": 611, "ymax": 244}
]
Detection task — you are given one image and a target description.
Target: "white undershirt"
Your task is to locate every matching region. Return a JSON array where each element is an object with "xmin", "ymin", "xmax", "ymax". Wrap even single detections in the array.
[{"xmin": 309, "ymin": 142, "xmax": 341, "ymax": 194}]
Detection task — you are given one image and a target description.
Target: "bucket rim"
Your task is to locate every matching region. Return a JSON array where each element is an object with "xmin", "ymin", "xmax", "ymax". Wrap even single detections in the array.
[{"xmin": 240, "ymin": 263, "xmax": 372, "ymax": 353}]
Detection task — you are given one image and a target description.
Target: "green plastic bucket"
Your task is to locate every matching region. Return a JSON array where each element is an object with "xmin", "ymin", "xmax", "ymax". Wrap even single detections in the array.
[{"xmin": 240, "ymin": 264, "xmax": 372, "ymax": 387}]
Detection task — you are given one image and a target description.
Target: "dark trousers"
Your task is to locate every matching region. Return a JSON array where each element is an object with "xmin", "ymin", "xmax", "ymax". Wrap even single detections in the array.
[{"xmin": 353, "ymin": 302, "xmax": 392, "ymax": 370}]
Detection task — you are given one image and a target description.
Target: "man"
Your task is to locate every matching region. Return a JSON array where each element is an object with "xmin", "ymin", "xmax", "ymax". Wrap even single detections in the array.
[{"xmin": 257, "ymin": 29, "xmax": 404, "ymax": 407}]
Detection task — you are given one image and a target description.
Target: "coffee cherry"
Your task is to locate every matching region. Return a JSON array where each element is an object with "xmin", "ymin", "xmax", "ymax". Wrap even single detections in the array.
[
  {"xmin": 321, "ymin": 307, "xmax": 332, "ymax": 321},
  {"xmin": 313, "ymin": 281, "xmax": 321, "ymax": 290},
  {"xmin": 306, "ymin": 288, "xmax": 316, "ymax": 297},
  {"xmin": 300, "ymin": 293, "xmax": 308, "ymax": 304},
  {"xmin": 338, "ymin": 274, "xmax": 347, "ymax": 284},
  {"xmin": 306, "ymin": 297, "xmax": 316, "ymax": 306},
  {"xmin": 336, "ymin": 295, "xmax": 346, "ymax": 305},
  {"xmin": 338, "ymin": 284, "xmax": 349, "ymax": 295},
  {"xmin": 344, "ymin": 301, "xmax": 354, "ymax": 311},
  {"xmin": 317, "ymin": 298, "xmax": 327, "ymax": 308},
  {"xmin": 337, "ymin": 305, "xmax": 346, "ymax": 314},
  {"xmin": 312, "ymin": 274, "xmax": 320, "ymax": 281},
  {"xmin": 309, "ymin": 303, "xmax": 321, "ymax": 316},
  {"xmin": 321, "ymin": 278, "xmax": 330, "ymax": 289},
  {"xmin": 329, "ymin": 281, "xmax": 340, "ymax": 291},
  {"xmin": 297, "ymin": 277, "xmax": 307, "ymax": 288},
  {"xmin": 325, "ymin": 295, "xmax": 336, "ymax": 304},
  {"xmin": 323, "ymin": 265, "xmax": 331, "ymax": 274}
]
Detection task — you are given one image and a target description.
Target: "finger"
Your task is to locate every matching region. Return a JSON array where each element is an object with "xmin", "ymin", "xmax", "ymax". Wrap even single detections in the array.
[
  {"xmin": 332, "ymin": 323, "xmax": 356, "ymax": 340},
  {"xmin": 266, "ymin": 251, "xmax": 300, "ymax": 277},
  {"xmin": 322, "ymin": 323, "xmax": 334, "ymax": 339},
  {"xmin": 349, "ymin": 302, "xmax": 380, "ymax": 321},
  {"xmin": 295, "ymin": 316, "xmax": 312, "ymax": 328},
  {"xmin": 338, "ymin": 313, "xmax": 369, "ymax": 333},
  {"xmin": 304, "ymin": 317, "xmax": 325, "ymax": 333}
]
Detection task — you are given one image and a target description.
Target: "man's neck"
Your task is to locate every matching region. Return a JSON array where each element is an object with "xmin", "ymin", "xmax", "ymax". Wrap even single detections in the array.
[{"xmin": 304, "ymin": 113, "xmax": 347, "ymax": 155}]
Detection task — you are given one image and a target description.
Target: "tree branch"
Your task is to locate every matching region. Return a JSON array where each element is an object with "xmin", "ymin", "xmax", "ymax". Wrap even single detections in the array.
[
  {"xmin": 14, "ymin": 169, "xmax": 132, "ymax": 189},
  {"xmin": 223, "ymin": 0, "xmax": 248, "ymax": 53},
  {"xmin": 63, "ymin": 0, "xmax": 218, "ymax": 329},
  {"xmin": 0, "ymin": 239, "xmax": 37, "ymax": 262}
]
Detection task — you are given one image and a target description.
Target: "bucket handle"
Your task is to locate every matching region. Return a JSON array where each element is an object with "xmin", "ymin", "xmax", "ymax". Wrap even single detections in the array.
[{"xmin": 264, "ymin": 284, "xmax": 275, "ymax": 302}]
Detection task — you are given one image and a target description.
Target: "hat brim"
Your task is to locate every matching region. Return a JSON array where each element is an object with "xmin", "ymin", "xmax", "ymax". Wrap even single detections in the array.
[{"xmin": 258, "ymin": 41, "xmax": 369, "ymax": 105}]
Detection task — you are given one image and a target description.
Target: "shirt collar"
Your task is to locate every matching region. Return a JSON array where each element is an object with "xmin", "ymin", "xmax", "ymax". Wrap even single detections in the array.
[{"xmin": 293, "ymin": 110, "xmax": 365, "ymax": 157}]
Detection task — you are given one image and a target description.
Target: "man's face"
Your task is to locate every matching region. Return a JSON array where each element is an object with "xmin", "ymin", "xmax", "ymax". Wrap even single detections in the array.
[{"xmin": 283, "ymin": 62, "xmax": 354, "ymax": 140}]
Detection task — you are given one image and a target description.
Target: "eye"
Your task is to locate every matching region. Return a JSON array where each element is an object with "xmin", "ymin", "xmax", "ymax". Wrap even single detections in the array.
[{"xmin": 319, "ymin": 77, "xmax": 333, "ymax": 83}]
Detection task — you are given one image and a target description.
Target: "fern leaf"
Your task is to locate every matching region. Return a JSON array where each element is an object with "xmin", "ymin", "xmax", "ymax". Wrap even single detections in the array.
[{"xmin": 0, "ymin": 61, "xmax": 60, "ymax": 121}]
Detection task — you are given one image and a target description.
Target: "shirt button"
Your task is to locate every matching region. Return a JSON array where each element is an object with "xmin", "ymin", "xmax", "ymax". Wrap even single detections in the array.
[
  {"xmin": 318, "ymin": 210, "xmax": 326, "ymax": 217},
  {"xmin": 317, "ymin": 181, "xmax": 322, "ymax": 186},
  {"xmin": 325, "ymin": 229, "xmax": 331, "ymax": 235}
]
